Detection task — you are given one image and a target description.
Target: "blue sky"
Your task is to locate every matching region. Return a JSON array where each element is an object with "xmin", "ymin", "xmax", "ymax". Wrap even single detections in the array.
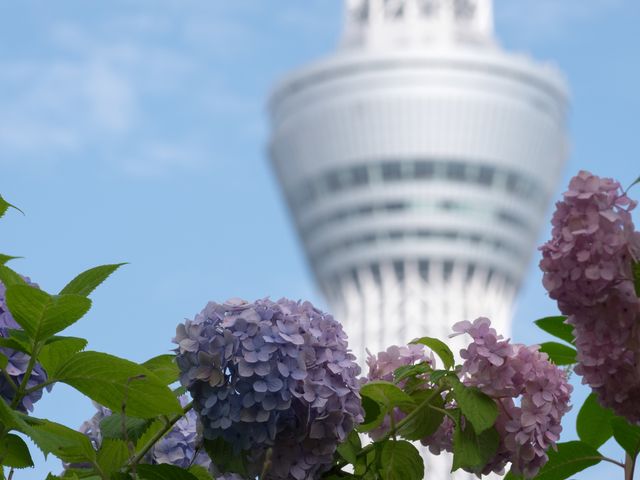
[{"xmin": 0, "ymin": 1, "xmax": 638, "ymax": 478}]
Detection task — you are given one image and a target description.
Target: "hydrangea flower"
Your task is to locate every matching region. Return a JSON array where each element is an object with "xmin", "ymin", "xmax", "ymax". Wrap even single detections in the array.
[
  {"xmin": 365, "ymin": 344, "xmax": 433, "ymax": 440},
  {"xmin": 174, "ymin": 298, "xmax": 364, "ymax": 480},
  {"xmin": 76, "ymin": 397, "xmax": 210, "ymax": 470},
  {"xmin": 0, "ymin": 278, "xmax": 49, "ymax": 412},
  {"xmin": 368, "ymin": 319, "xmax": 571, "ymax": 479},
  {"xmin": 540, "ymin": 170, "xmax": 640, "ymax": 422}
]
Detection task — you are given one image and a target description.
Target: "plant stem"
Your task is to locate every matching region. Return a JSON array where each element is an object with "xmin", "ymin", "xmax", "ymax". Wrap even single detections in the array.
[
  {"xmin": 0, "ymin": 370, "xmax": 18, "ymax": 392},
  {"xmin": 10, "ymin": 343, "xmax": 40, "ymax": 410},
  {"xmin": 21, "ymin": 379, "xmax": 55, "ymax": 396},
  {"xmin": 593, "ymin": 456, "xmax": 626, "ymax": 469},
  {"xmin": 624, "ymin": 453, "xmax": 636, "ymax": 480},
  {"xmin": 125, "ymin": 401, "xmax": 193, "ymax": 469}
]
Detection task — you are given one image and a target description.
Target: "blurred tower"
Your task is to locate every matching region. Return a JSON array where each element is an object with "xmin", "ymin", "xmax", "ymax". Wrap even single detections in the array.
[{"xmin": 268, "ymin": 2, "xmax": 568, "ymax": 473}]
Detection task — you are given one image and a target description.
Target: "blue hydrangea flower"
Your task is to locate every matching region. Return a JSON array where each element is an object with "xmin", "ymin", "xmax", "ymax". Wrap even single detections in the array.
[
  {"xmin": 0, "ymin": 278, "xmax": 49, "ymax": 412},
  {"xmin": 174, "ymin": 298, "xmax": 364, "ymax": 480}
]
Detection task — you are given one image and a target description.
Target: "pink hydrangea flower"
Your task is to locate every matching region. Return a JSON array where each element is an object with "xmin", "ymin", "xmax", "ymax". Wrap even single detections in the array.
[{"xmin": 540, "ymin": 170, "xmax": 640, "ymax": 422}]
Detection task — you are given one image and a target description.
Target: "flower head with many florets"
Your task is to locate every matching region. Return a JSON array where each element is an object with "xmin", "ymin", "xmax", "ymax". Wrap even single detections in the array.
[
  {"xmin": 0, "ymin": 278, "xmax": 49, "ymax": 412},
  {"xmin": 540, "ymin": 170, "xmax": 640, "ymax": 422},
  {"xmin": 174, "ymin": 298, "xmax": 363, "ymax": 480}
]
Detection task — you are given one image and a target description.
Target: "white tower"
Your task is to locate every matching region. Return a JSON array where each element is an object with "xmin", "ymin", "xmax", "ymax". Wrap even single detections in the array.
[{"xmin": 268, "ymin": 1, "xmax": 568, "ymax": 474}]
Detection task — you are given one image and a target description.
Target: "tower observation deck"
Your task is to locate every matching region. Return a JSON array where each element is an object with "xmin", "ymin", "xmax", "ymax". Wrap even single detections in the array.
[{"xmin": 268, "ymin": 2, "xmax": 568, "ymax": 473}]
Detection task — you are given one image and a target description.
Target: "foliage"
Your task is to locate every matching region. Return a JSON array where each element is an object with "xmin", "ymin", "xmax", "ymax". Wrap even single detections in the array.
[{"xmin": 0, "ymin": 169, "xmax": 639, "ymax": 480}]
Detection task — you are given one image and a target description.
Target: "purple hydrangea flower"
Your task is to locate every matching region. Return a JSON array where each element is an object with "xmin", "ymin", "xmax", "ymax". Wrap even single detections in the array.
[
  {"xmin": 398, "ymin": 318, "xmax": 572, "ymax": 479},
  {"xmin": 76, "ymin": 396, "xmax": 210, "ymax": 470},
  {"xmin": 0, "ymin": 278, "xmax": 49, "ymax": 412},
  {"xmin": 365, "ymin": 344, "xmax": 433, "ymax": 440},
  {"xmin": 540, "ymin": 171, "xmax": 640, "ymax": 422},
  {"xmin": 174, "ymin": 298, "xmax": 364, "ymax": 480}
]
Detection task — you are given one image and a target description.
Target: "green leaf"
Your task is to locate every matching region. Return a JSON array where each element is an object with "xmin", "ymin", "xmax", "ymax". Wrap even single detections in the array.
[
  {"xmin": 39, "ymin": 336, "xmax": 88, "ymax": 377},
  {"xmin": 503, "ymin": 471, "xmax": 524, "ymax": 480},
  {"xmin": 380, "ymin": 440, "xmax": 424, "ymax": 480},
  {"xmin": 359, "ymin": 395, "xmax": 384, "ymax": 432},
  {"xmin": 0, "ymin": 255, "xmax": 21, "ymax": 266},
  {"xmin": 136, "ymin": 464, "xmax": 199, "ymax": 480},
  {"xmin": 611, "ymin": 417, "xmax": 640, "ymax": 459},
  {"xmin": 452, "ymin": 422, "xmax": 499, "ymax": 471},
  {"xmin": 632, "ymin": 261, "xmax": 640, "ymax": 297},
  {"xmin": 203, "ymin": 437, "xmax": 247, "ymax": 476},
  {"xmin": 397, "ymin": 388, "xmax": 445, "ymax": 440},
  {"xmin": 538, "ymin": 342, "xmax": 576, "ymax": 366},
  {"xmin": 141, "ymin": 354, "xmax": 179, "ymax": 385},
  {"xmin": 0, "ymin": 351, "xmax": 7, "ymax": 370},
  {"xmin": 0, "ymin": 265, "xmax": 27, "ymax": 288},
  {"xmin": 6, "ymin": 286, "xmax": 91, "ymax": 342},
  {"xmin": 0, "ymin": 433, "xmax": 34, "ymax": 468},
  {"xmin": 393, "ymin": 362, "xmax": 432, "ymax": 384},
  {"xmin": 54, "ymin": 351, "xmax": 182, "ymax": 418},
  {"xmin": 628, "ymin": 175, "xmax": 640, "ymax": 191},
  {"xmin": 187, "ymin": 465, "xmax": 212, "ymax": 480},
  {"xmin": 337, "ymin": 430, "xmax": 362, "ymax": 464},
  {"xmin": 60, "ymin": 263, "xmax": 126, "ymax": 297},
  {"xmin": 451, "ymin": 380, "xmax": 498, "ymax": 433},
  {"xmin": 577, "ymin": 394, "xmax": 614, "ymax": 449},
  {"xmin": 96, "ymin": 439, "xmax": 129, "ymax": 479},
  {"xmin": 0, "ymin": 195, "xmax": 22, "ymax": 220},
  {"xmin": 100, "ymin": 414, "xmax": 154, "ymax": 444},
  {"xmin": 360, "ymin": 381, "xmax": 415, "ymax": 412},
  {"xmin": 410, "ymin": 337, "xmax": 455, "ymax": 370},
  {"xmin": 534, "ymin": 316, "xmax": 574, "ymax": 344},
  {"xmin": 534, "ymin": 441, "xmax": 601, "ymax": 480},
  {"xmin": 23, "ymin": 417, "xmax": 97, "ymax": 464}
]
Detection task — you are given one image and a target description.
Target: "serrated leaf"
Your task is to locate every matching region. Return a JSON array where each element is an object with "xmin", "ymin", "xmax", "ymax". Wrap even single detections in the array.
[
  {"xmin": 96, "ymin": 439, "xmax": 129, "ymax": 478},
  {"xmin": 0, "ymin": 265, "xmax": 27, "ymax": 288},
  {"xmin": 141, "ymin": 354, "xmax": 179, "ymax": 385},
  {"xmin": 360, "ymin": 381, "xmax": 415, "ymax": 412},
  {"xmin": 451, "ymin": 380, "xmax": 498, "ymax": 433},
  {"xmin": 380, "ymin": 440, "xmax": 424, "ymax": 480},
  {"xmin": 0, "ymin": 195, "xmax": 22, "ymax": 220},
  {"xmin": 6, "ymin": 286, "xmax": 91, "ymax": 342},
  {"xmin": 54, "ymin": 351, "xmax": 182, "ymax": 418},
  {"xmin": 611, "ymin": 417, "xmax": 640, "ymax": 459},
  {"xmin": 534, "ymin": 441, "xmax": 601, "ymax": 480},
  {"xmin": 23, "ymin": 417, "xmax": 97, "ymax": 464},
  {"xmin": 134, "ymin": 418, "xmax": 164, "ymax": 453},
  {"xmin": 337, "ymin": 430, "xmax": 362, "ymax": 464},
  {"xmin": 538, "ymin": 342, "xmax": 576, "ymax": 365},
  {"xmin": 0, "ymin": 433, "xmax": 34, "ymax": 468},
  {"xmin": 136, "ymin": 464, "xmax": 199, "ymax": 480},
  {"xmin": 534, "ymin": 316, "xmax": 574, "ymax": 344},
  {"xmin": 39, "ymin": 336, "xmax": 88, "ymax": 377},
  {"xmin": 452, "ymin": 423, "xmax": 499, "ymax": 471},
  {"xmin": 393, "ymin": 362, "xmax": 432, "ymax": 384},
  {"xmin": 100, "ymin": 414, "xmax": 153, "ymax": 444},
  {"xmin": 397, "ymin": 388, "xmax": 445, "ymax": 440},
  {"xmin": 60, "ymin": 263, "xmax": 126, "ymax": 297},
  {"xmin": 577, "ymin": 394, "xmax": 614, "ymax": 449},
  {"xmin": 410, "ymin": 337, "xmax": 455, "ymax": 370},
  {"xmin": 203, "ymin": 437, "xmax": 247, "ymax": 476}
]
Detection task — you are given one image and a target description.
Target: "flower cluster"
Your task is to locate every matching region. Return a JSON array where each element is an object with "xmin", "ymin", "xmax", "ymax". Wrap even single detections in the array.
[
  {"xmin": 0, "ymin": 278, "xmax": 49, "ymax": 412},
  {"xmin": 174, "ymin": 298, "xmax": 363, "ymax": 480},
  {"xmin": 540, "ymin": 170, "xmax": 640, "ymax": 422},
  {"xmin": 367, "ymin": 319, "xmax": 571, "ymax": 479},
  {"xmin": 77, "ymin": 397, "xmax": 210, "ymax": 469},
  {"xmin": 365, "ymin": 344, "xmax": 433, "ymax": 440}
]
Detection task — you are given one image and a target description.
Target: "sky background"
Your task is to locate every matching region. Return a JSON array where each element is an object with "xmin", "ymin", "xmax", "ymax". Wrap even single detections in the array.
[{"xmin": 0, "ymin": 0, "xmax": 639, "ymax": 478}]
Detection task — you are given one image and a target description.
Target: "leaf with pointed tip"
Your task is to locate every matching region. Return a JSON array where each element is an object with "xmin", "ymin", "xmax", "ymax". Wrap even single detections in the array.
[
  {"xmin": 100, "ymin": 414, "xmax": 154, "ymax": 444},
  {"xmin": 337, "ymin": 430, "xmax": 362, "ymax": 464},
  {"xmin": 611, "ymin": 417, "xmax": 640, "ymax": 459},
  {"xmin": 60, "ymin": 263, "xmax": 126, "ymax": 297},
  {"xmin": 96, "ymin": 439, "xmax": 129, "ymax": 478},
  {"xmin": 534, "ymin": 316, "xmax": 574, "ymax": 344},
  {"xmin": 397, "ymin": 388, "xmax": 445, "ymax": 440},
  {"xmin": 539, "ymin": 342, "xmax": 576, "ymax": 366},
  {"xmin": 0, "ymin": 254, "xmax": 21, "ymax": 266},
  {"xmin": 360, "ymin": 381, "xmax": 416, "ymax": 412},
  {"xmin": 136, "ymin": 464, "xmax": 199, "ymax": 480},
  {"xmin": 0, "ymin": 195, "xmax": 23, "ymax": 220},
  {"xmin": 380, "ymin": 440, "xmax": 424, "ymax": 480},
  {"xmin": 410, "ymin": 336, "xmax": 455, "ymax": 370},
  {"xmin": 0, "ymin": 265, "xmax": 27, "ymax": 288},
  {"xmin": 452, "ymin": 422, "xmax": 499, "ymax": 471},
  {"xmin": 187, "ymin": 466, "xmax": 211, "ymax": 480},
  {"xmin": 21, "ymin": 416, "xmax": 97, "ymax": 464},
  {"xmin": 628, "ymin": 175, "xmax": 640, "ymax": 191},
  {"xmin": 451, "ymin": 380, "xmax": 498, "ymax": 434}
]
